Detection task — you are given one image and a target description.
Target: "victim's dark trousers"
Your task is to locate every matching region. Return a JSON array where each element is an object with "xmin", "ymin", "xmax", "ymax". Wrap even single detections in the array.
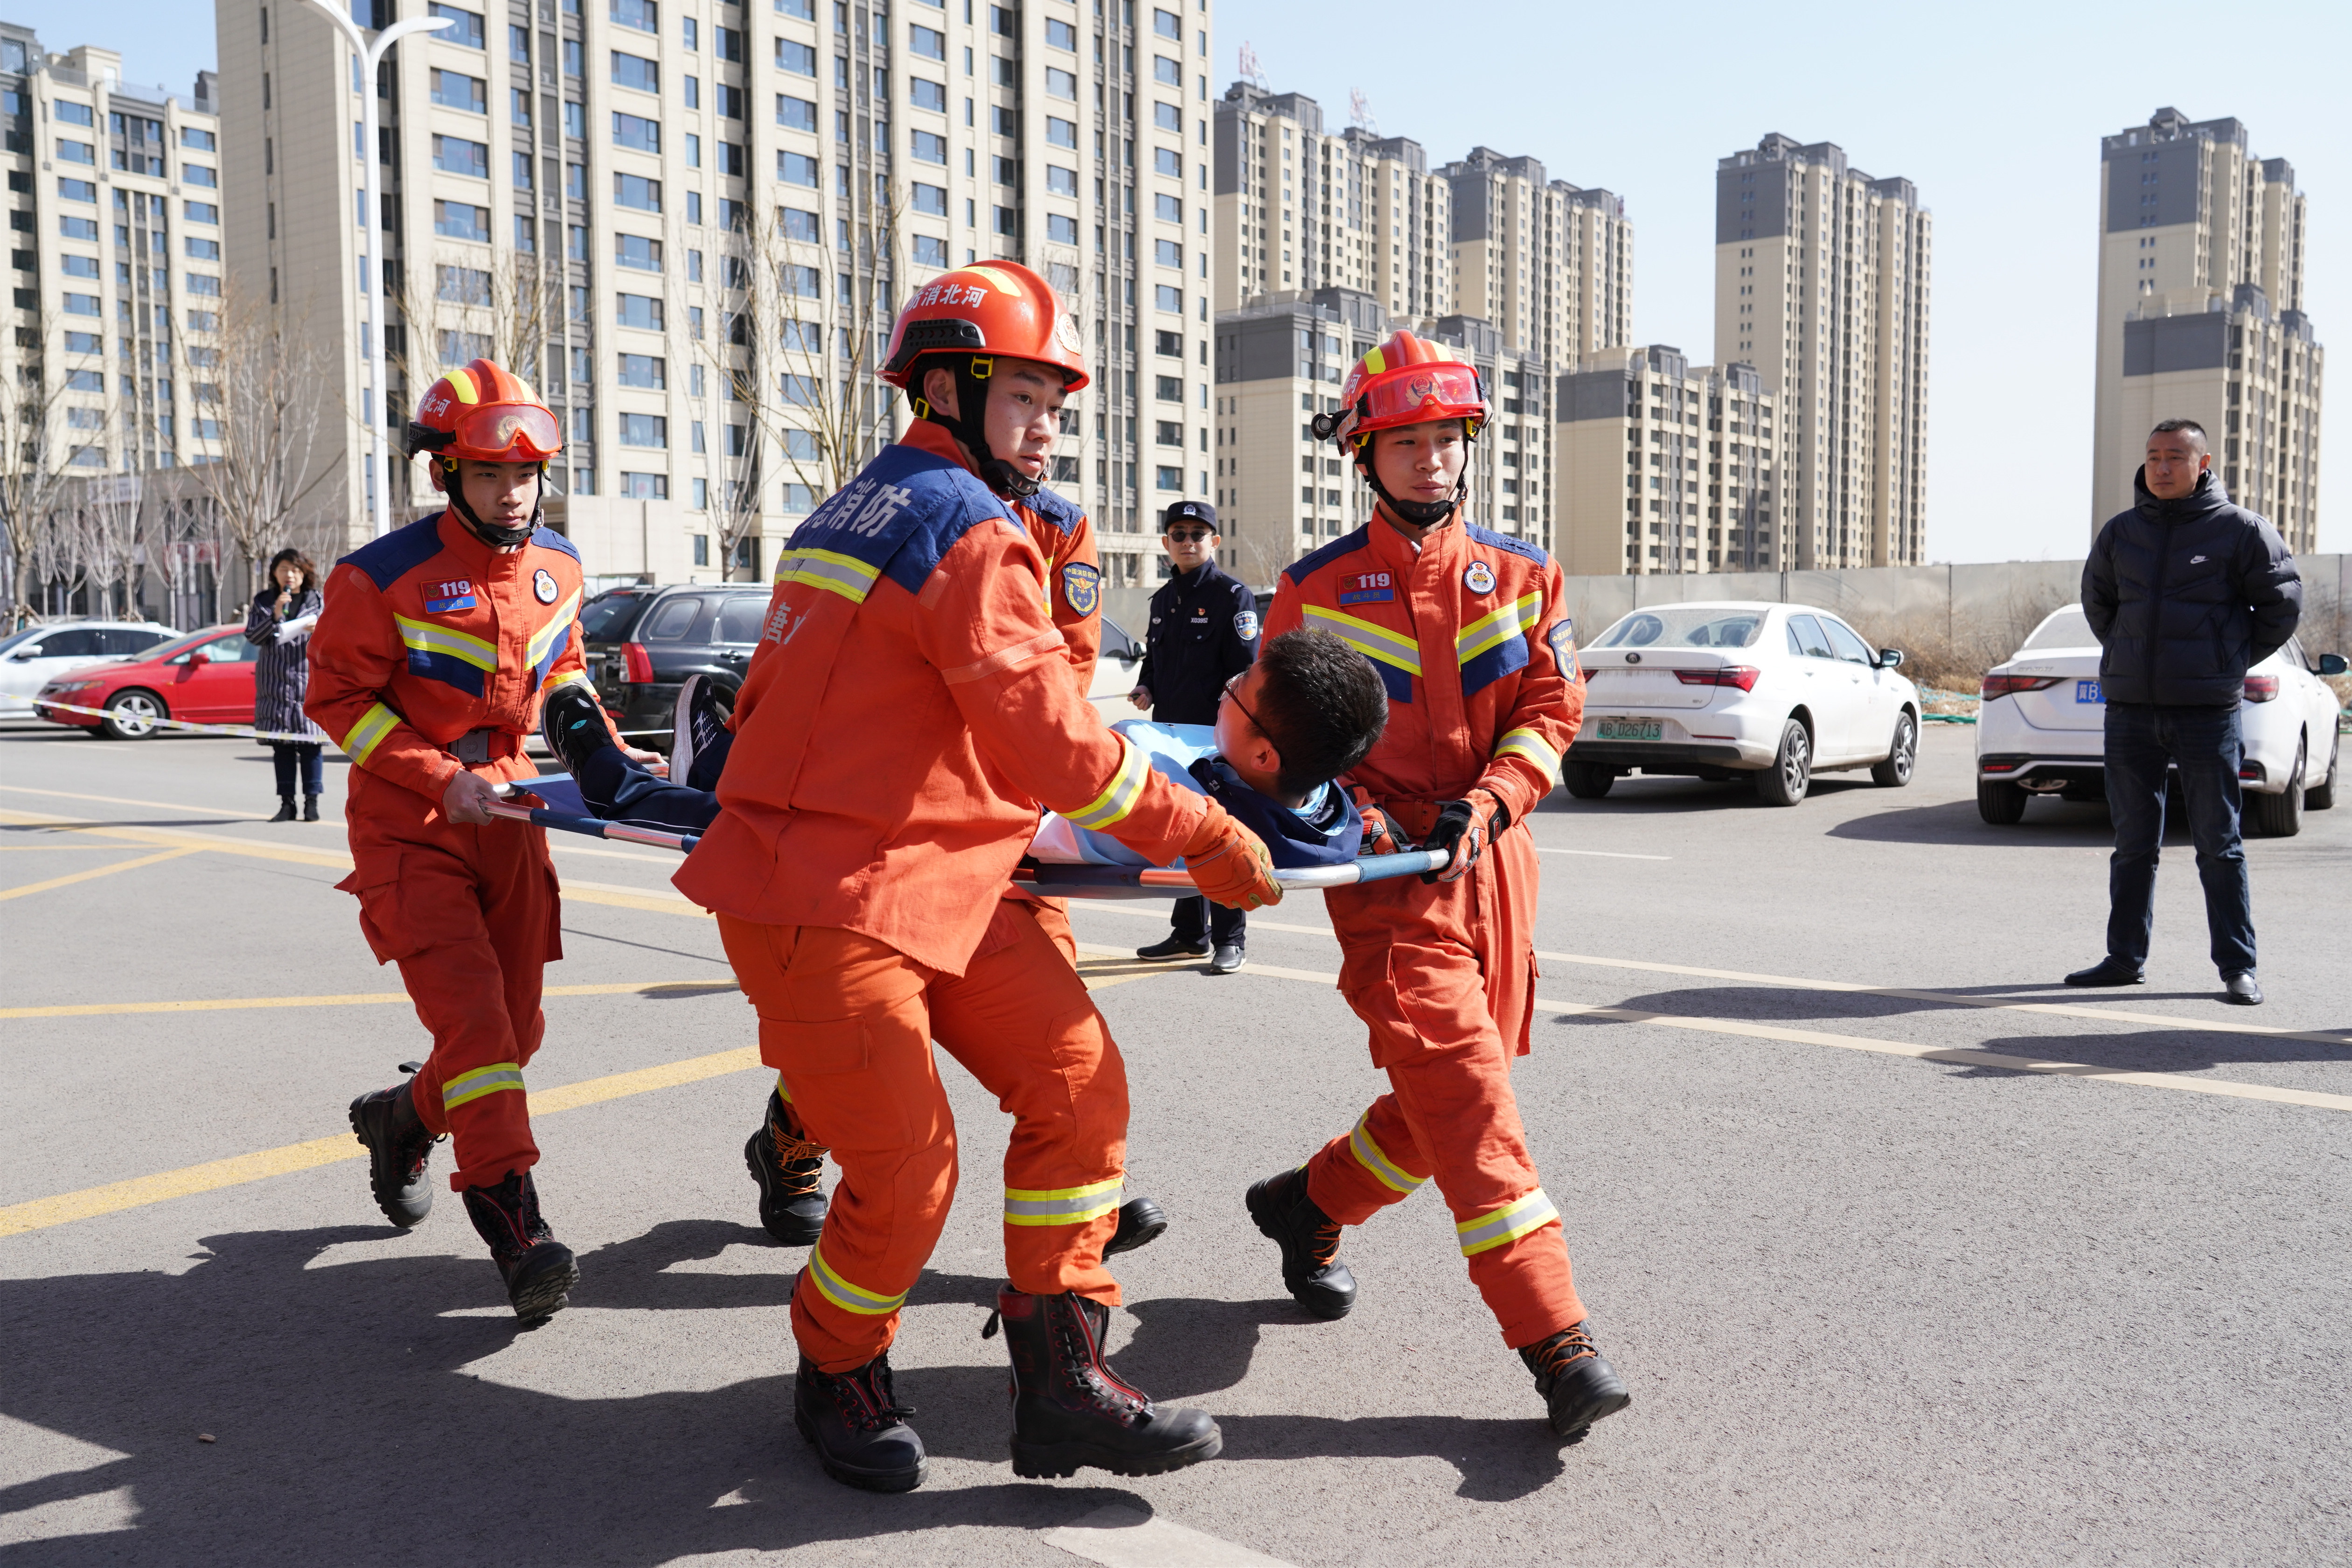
[
  {"xmin": 2102, "ymin": 701, "xmax": 2256, "ymax": 976},
  {"xmin": 1170, "ymin": 894, "xmax": 1244, "ymax": 948}
]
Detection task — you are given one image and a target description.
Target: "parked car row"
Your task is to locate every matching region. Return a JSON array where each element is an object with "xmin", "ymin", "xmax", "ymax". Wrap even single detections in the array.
[
  {"xmin": 28, "ymin": 625, "xmax": 264, "ymax": 738},
  {"xmin": 0, "ymin": 620, "xmax": 180, "ymax": 717}
]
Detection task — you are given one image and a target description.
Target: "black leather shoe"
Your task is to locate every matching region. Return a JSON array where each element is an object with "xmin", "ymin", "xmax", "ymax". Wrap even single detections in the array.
[
  {"xmin": 1135, "ymin": 935, "xmax": 1210, "ymax": 962},
  {"xmin": 990, "ymin": 1287, "xmax": 1221, "ymax": 1478},
  {"xmin": 2221, "ymin": 971, "xmax": 2264, "ymax": 1006},
  {"xmin": 2063, "ymin": 957, "xmax": 2145, "ymax": 988},
  {"xmin": 348, "ymin": 1067, "xmax": 439, "ymax": 1228},
  {"xmin": 1520, "ymin": 1323, "xmax": 1633, "ymax": 1443},
  {"xmin": 302, "ymin": 794, "xmax": 321, "ymax": 822},
  {"xmin": 461, "ymin": 1171, "xmax": 578, "ymax": 1323},
  {"xmin": 1103, "ymin": 1196, "xmax": 1167, "ymax": 1258},
  {"xmin": 744, "ymin": 1088, "xmax": 828, "ymax": 1245},
  {"xmin": 269, "ymin": 797, "xmax": 297, "ymax": 822},
  {"xmin": 795, "ymin": 1353, "xmax": 927, "ymax": 1492},
  {"xmin": 539, "ymin": 679, "xmax": 611, "ymax": 781},
  {"xmin": 1245, "ymin": 1168, "xmax": 1357, "ymax": 1320},
  {"xmin": 1207, "ymin": 941, "xmax": 1245, "ymax": 975}
]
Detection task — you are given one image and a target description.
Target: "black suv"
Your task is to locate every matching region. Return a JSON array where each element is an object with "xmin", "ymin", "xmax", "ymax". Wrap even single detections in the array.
[{"xmin": 580, "ymin": 583, "xmax": 772, "ymax": 748}]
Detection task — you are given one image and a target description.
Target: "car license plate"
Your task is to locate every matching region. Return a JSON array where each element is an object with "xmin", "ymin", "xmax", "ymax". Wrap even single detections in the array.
[
  {"xmin": 1596, "ymin": 718, "xmax": 1664, "ymax": 741},
  {"xmin": 2075, "ymin": 680, "xmax": 2102, "ymax": 704}
]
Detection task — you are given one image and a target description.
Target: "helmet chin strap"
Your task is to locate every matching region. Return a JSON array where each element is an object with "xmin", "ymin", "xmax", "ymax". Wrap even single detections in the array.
[
  {"xmin": 913, "ymin": 356, "xmax": 1039, "ymax": 500},
  {"xmin": 443, "ymin": 460, "xmax": 545, "ymax": 548}
]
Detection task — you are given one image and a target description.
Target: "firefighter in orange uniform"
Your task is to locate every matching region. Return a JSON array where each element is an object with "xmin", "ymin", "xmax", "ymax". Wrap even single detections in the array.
[
  {"xmin": 1245, "ymin": 331, "xmax": 1635, "ymax": 1444},
  {"xmin": 312, "ymin": 360, "xmax": 620, "ymax": 1324},
  {"xmin": 674, "ymin": 260, "xmax": 1279, "ymax": 1493}
]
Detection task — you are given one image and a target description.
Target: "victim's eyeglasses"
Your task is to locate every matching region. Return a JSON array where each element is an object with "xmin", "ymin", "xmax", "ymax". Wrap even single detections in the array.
[
  {"xmin": 1163, "ymin": 527, "xmax": 1214, "ymax": 543},
  {"xmin": 1219, "ymin": 669, "xmax": 1275, "ymax": 753}
]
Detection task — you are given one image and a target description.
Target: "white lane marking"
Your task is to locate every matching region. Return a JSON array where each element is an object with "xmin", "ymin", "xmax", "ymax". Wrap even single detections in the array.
[
  {"xmin": 1043, "ymin": 1504, "xmax": 1295, "ymax": 1568},
  {"xmin": 1070, "ymin": 901, "xmax": 1336, "ymax": 939},
  {"xmin": 1075, "ymin": 948, "xmax": 2352, "ymax": 1116},
  {"xmin": 1533, "ymin": 845, "xmax": 1673, "ymax": 861}
]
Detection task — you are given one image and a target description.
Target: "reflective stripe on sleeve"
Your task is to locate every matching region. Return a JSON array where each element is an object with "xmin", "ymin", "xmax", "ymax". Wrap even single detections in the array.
[
  {"xmin": 1455, "ymin": 1188, "xmax": 1560, "ymax": 1256},
  {"xmin": 775, "ymin": 547, "xmax": 883, "ymax": 605},
  {"xmin": 805, "ymin": 1242, "xmax": 909, "ymax": 1316},
  {"xmin": 525, "ymin": 588, "xmax": 582, "ymax": 673},
  {"xmin": 1456, "ymin": 592, "xmax": 1544, "ymax": 665},
  {"xmin": 1494, "ymin": 726, "xmax": 1562, "ymax": 785},
  {"xmin": 1303, "ymin": 604, "xmax": 1421, "ymax": 676},
  {"xmin": 341, "ymin": 702, "xmax": 401, "ymax": 767},
  {"xmin": 1347, "ymin": 1110, "xmax": 1427, "ymax": 1194},
  {"xmin": 1063, "ymin": 733, "xmax": 1149, "ymax": 831},
  {"xmin": 1003, "ymin": 1176, "xmax": 1123, "ymax": 1227},
  {"xmin": 441, "ymin": 1061, "xmax": 525, "ymax": 1111},
  {"xmin": 392, "ymin": 614, "xmax": 499, "ymax": 672}
]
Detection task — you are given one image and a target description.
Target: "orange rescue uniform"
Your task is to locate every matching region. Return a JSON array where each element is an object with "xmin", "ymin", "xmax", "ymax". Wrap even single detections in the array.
[
  {"xmin": 675, "ymin": 420, "xmax": 1210, "ymax": 1373},
  {"xmin": 1264, "ymin": 512, "xmax": 1586, "ymax": 1348},
  {"xmin": 307, "ymin": 511, "xmax": 611, "ymax": 1190}
]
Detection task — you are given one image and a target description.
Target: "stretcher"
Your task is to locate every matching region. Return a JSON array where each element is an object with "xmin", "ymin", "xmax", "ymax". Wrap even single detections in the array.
[{"xmin": 485, "ymin": 779, "xmax": 1452, "ymax": 892}]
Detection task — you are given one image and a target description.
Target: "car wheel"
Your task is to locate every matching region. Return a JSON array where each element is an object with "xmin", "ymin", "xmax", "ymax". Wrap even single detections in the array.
[
  {"xmin": 2248, "ymin": 734, "xmax": 2305, "ymax": 839},
  {"xmin": 1562, "ymin": 760, "xmax": 1615, "ymax": 800},
  {"xmin": 1870, "ymin": 711, "xmax": 1918, "ymax": 787},
  {"xmin": 1976, "ymin": 779, "xmax": 2028, "ymax": 825},
  {"xmin": 1754, "ymin": 719, "xmax": 1810, "ymax": 806},
  {"xmin": 98, "ymin": 688, "xmax": 167, "ymax": 740},
  {"xmin": 2307, "ymin": 732, "xmax": 2339, "ymax": 811}
]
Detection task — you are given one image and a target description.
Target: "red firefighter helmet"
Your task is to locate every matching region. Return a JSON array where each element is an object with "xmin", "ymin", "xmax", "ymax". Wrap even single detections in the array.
[
  {"xmin": 1316, "ymin": 331, "xmax": 1488, "ymax": 452},
  {"xmin": 404, "ymin": 359, "xmax": 563, "ymax": 465},
  {"xmin": 881, "ymin": 260, "xmax": 1090, "ymax": 393}
]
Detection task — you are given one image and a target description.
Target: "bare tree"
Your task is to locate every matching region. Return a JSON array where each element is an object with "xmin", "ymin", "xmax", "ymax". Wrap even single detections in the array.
[
  {"xmin": 180, "ymin": 285, "xmax": 334, "ymax": 620},
  {"xmin": 73, "ymin": 474, "xmax": 146, "ymax": 621},
  {"xmin": 0, "ymin": 316, "xmax": 90, "ymax": 629},
  {"xmin": 139, "ymin": 492, "xmax": 210, "ymax": 630}
]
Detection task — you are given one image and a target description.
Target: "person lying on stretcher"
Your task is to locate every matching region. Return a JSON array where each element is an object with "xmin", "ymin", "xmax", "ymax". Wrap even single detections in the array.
[{"xmin": 534, "ymin": 628, "xmax": 1389, "ymax": 869}]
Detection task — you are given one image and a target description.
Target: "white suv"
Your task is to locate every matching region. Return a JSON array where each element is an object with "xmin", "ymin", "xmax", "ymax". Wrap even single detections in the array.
[{"xmin": 1975, "ymin": 604, "xmax": 2345, "ymax": 836}]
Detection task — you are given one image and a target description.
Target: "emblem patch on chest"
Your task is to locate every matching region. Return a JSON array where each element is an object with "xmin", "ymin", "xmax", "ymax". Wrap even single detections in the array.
[
  {"xmin": 424, "ymin": 579, "xmax": 476, "ymax": 615},
  {"xmin": 1060, "ymin": 561, "xmax": 1100, "ymax": 616},
  {"xmin": 1464, "ymin": 560, "xmax": 1496, "ymax": 595},
  {"xmin": 1338, "ymin": 571, "xmax": 1395, "ymax": 606},
  {"xmin": 533, "ymin": 568, "xmax": 559, "ymax": 604}
]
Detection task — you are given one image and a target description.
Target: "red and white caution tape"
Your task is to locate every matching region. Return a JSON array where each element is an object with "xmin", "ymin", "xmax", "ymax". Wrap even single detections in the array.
[{"xmin": 29, "ymin": 699, "xmax": 331, "ymax": 745}]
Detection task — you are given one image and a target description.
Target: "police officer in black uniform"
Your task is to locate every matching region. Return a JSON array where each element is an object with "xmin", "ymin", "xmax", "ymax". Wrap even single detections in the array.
[{"xmin": 1129, "ymin": 500, "xmax": 1260, "ymax": 974}]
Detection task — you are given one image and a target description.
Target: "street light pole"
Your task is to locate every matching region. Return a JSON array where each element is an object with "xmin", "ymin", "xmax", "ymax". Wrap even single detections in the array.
[{"xmin": 305, "ymin": 2, "xmax": 449, "ymax": 539}]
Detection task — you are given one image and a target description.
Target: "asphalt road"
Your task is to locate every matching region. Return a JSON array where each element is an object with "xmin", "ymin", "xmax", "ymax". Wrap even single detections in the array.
[{"xmin": 2, "ymin": 720, "xmax": 2347, "ymax": 1567}]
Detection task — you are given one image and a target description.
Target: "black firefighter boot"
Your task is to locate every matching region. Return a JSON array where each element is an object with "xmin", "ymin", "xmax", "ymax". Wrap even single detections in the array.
[
  {"xmin": 347, "ymin": 1064, "xmax": 440, "ymax": 1228},
  {"xmin": 462, "ymin": 1170, "xmax": 579, "ymax": 1323},
  {"xmin": 794, "ymin": 1353, "xmax": 927, "ymax": 1492},
  {"xmin": 744, "ymin": 1087, "xmax": 828, "ymax": 1245},
  {"xmin": 1520, "ymin": 1322, "xmax": 1632, "ymax": 1443},
  {"xmin": 1245, "ymin": 1167, "xmax": 1357, "ymax": 1319},
  {"xmin": 988, "ymin": 1286, "xmax": 1222, "ymax": 1478}
]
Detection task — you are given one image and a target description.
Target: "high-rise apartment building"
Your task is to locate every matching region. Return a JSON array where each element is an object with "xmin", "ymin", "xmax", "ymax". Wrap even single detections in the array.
[
  {"xmin": 219, "ymin": 0, "xmax": 1221, "ymax": 589},
  {"xmin": 1443, "ymin": 146, "xmax": 1630, "ymax": 376},
  {"xmin": 2091, "ymin": 107, "xmax": 2321, "ymax": 551},
  {"xmin": 1715, "ymin": 132, "xmax": 1928, "ymax": 570},
  {"xmin": 0, "ymin": 27, "xmax": 223, "ymax": 479},
  {"xmin": 1554, "ymin": 344, "xmax": 1783, "ymax": 576},
  {"xmin": 1210, "ymin": 83, "xmax": 1450, "ymax": 322}
]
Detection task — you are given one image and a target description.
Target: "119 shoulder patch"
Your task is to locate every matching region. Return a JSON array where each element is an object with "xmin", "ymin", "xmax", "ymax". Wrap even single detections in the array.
[{"xmin": 1061, "ymin": 560, "xmax": 1101, "ymax": 616}]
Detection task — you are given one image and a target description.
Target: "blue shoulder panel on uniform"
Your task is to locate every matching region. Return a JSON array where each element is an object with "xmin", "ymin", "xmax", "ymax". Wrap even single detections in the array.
[
  {"xmin": 1024, "ymin": 485, "xmax": 1084, "ymax": 537},
  {"xmin": 1465, "ymin": 523, "xmax": 1549, "ymax": 566},
  {"xmin": 1283, "ymin": 526, "xmax": 1373, "ymax": 587},
  {"xmin": 341, "ymin": 514, "xmax": 447, "ymax": 592},
  {"xmin": 530, "ymin": 525, "xmax": 583, "ymax": 564},
  {"xmin": 783, "ymin": 443, "xmax": 1015, "ymax": 599}
]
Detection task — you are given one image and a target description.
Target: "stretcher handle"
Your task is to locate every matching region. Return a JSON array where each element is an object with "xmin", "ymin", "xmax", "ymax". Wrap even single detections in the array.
[
  {"xmin": 484, "ymin": 798, "xmax": 702, "ymax": 854},
  {"xmin": 1011, "ymin": 845, "xmax": 1451, "ymax": 897}
]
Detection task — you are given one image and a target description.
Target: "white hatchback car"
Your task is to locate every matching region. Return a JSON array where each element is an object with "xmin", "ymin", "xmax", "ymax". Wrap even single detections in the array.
[
  {"xmin": 1975, "ymin": 604, "xmax": 2345, "ymax": 836},
  {"xmin": 0, "ymin": 620, "xmax": 181, "ymax": 718},
  {"xmin": 1563, "ymin": 601, "xmax": 1922, "ymax": 806}
]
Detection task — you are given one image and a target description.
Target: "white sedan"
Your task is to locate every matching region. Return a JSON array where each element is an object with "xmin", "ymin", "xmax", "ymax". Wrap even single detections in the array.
[
  {"xmin": 0, "ymin": 620, "xmax": 181, "ymax": 717},
  {"xmin": 1562, "ymin": 601, "xmax": 1922, "ymax": 806},
  {"xmin": 1975, "ymin": 604, "xmax": 2346, "ymax": 836}
]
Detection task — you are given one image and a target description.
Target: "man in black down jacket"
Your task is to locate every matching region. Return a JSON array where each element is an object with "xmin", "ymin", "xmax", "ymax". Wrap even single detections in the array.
[{"xmin": 2071, "ymin": 418, "xmax": 2301, "ymax": 1005}]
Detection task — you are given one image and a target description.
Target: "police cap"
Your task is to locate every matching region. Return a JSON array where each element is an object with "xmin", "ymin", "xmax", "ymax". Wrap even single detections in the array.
[{"xmin": 1161, "ymin": 499, "xmax": 1218, "ymax": 533}]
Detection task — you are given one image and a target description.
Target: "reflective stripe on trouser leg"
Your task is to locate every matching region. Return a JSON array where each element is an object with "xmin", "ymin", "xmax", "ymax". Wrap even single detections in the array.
[
  {"xmin": 1004, "ymin": 1176, "xmax": 1122, "ymax": 1227},
  {"xmin": 1303, "ymin": 1092, "xmax": 1433, "ymax": 1227},
  {"xmin": 804, "ymin": 1241, "xmax": 911, "ymax": 1316},
  {"xmin": 1348, "ymin": 1107, "xmax": 1428, "ymax": 1195},
  {"xmin": 442, "ymin": 1062, "xmax": 525, "ymax": 1110},
  {"xmin": 1455, "ymin": 1188, "xmax": 1559, "ymax": 1255}
]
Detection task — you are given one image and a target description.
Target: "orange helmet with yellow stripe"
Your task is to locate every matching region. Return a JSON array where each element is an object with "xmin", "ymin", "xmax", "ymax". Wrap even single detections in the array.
[
  {"xmin": 1314, "ymin": 331, "xmax": 1488, "ymax": 452},
  {"xmin": 405, "ymin": 359, "xmax": 563, "ymax": 466}
]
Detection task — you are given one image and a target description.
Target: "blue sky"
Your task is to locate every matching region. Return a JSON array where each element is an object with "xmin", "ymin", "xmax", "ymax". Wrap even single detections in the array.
[{"xmin": 36, "ymin": 0, "xmax": 2348, "ymax": 561}]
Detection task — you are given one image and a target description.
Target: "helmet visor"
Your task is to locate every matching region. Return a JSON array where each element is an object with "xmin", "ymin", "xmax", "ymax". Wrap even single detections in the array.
[
  {"xmin": 1355, "ymin": 362, "xmax": 1486, "ymax": 434},
  {"xmin": 452, "ymin": 402, "xmax": 563, "ymax": 461}
]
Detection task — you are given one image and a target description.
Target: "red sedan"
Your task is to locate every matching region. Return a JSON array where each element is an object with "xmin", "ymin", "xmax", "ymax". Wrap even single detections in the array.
[{"xmin": 33, "ymin": 625, "xmax": 261, "ymax": 739}]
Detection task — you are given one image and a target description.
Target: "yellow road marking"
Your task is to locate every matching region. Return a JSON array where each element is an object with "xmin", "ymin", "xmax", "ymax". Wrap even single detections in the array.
[
  {"xmin": 0, "ymin": 957, "xmax": 1160, "ymax": 1234},
  {"xmin": 0, "ymin": 844, "xmax": 202, "ymax": 902},
  {"xmin": 0, "ymin": 844, "xmax": 157, "ymax": 851},
  {"xmin": 0, "ymin": 782, "xmax": 279, "ymax": 819},
  {"xmin": 0, "ymin": 979, "xmax": 741, "ymax": 1021}
]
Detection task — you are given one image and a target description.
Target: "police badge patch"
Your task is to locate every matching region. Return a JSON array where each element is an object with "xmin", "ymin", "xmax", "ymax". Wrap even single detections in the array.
[
  {"xmin": 1235, "ymin": 610, "xmax": 1260, "ymax": 641},
  {"xmin": 1464, "ymin": 560, "xmax": 1496, "ymax": 595},
  {"xmin": 1060, "ymin": 560, "xmax": 1100, "ymax": 616},
  {"xmin": 533, "ymin": 568, "xmax": 559, "ymax": 604}
]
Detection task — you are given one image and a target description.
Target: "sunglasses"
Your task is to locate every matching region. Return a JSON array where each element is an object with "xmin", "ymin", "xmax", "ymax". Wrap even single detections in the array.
[{"xmin": 1163, "ymin": 526, "xmax": 1215, "ymax": 543}]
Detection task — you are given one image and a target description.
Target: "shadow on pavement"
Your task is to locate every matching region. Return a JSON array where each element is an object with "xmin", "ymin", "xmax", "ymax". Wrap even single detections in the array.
[
  {"xmin": 1945, "ymin": 1026, "xmax": 2352, "ymax": 1079},
  {"xmin": 1823, "ymin": 796, "xmax": 2139, "ymax": 847}
]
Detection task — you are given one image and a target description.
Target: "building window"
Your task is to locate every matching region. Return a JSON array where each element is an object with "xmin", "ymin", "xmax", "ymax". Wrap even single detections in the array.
[
  {"xmin": 612, "ymin": 112, "xmax": 660, "ymax": 153},
  {"xmin": 619, "ymin": 471, "xmax": 668, "ymax": 499},
  {"xmin": 610, "ymin": 0, "xmax": 657, "ymax": 34},
  {"xmin": 431, "ymin": 135, "xmax": 488, "ymax": 178},
  {"xmin": 429, "ymin": 70, "xmax": 487, "ymax": 112},
  {"xmin": 778, "ymin": 93, "xmax": 817, "ymax": 131},
  {"xmin": 617, "ymin": 413, "xmax": 668, "ymax": 447},
  {"xmin": 432, "ymin": 201, "xmax": 489, "ymax": 242},
  {"xmin": 428, "ymin": 3, "xmax": 486, "ymax": 49},
  {"xmin": 614, "ymin": 293, "xmax": 665, "ymax": 330}
]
